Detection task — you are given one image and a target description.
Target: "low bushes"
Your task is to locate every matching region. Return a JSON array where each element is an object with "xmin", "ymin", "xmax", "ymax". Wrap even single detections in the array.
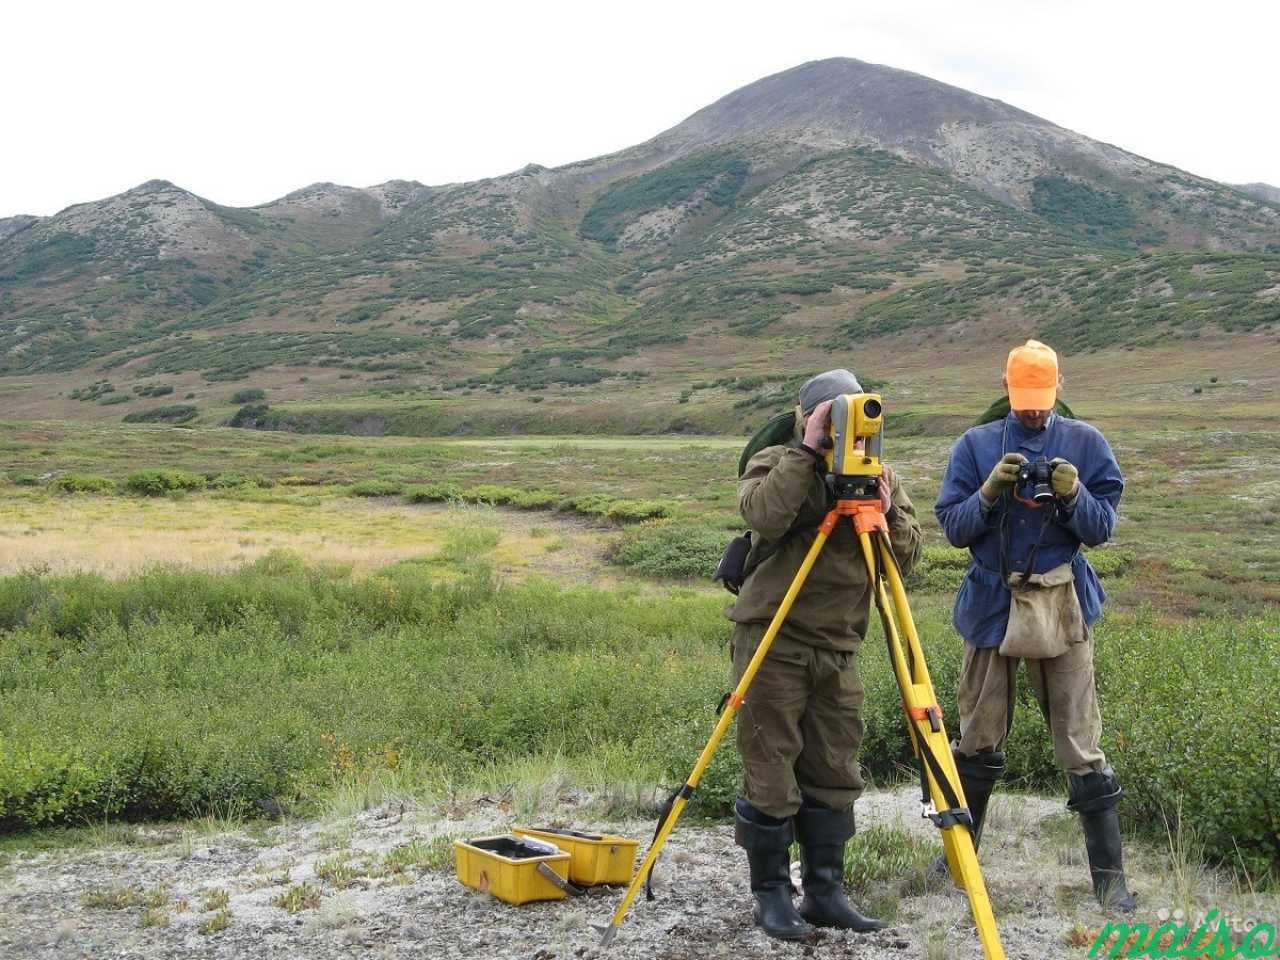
[
  {"xmin": 607, "ymin": 523, "xmax": 727, "ymax": 579},
  {"xmin": 122, "ymin": 404, "xmax": 198, "ymax": 425},
  {"xmin": 1103, "ymin": 618, "xmax": 1279, "ymax": 876},
  {"xmin": 404, "ymin": 483, "xmax": 460, "ymax": 503},
  {"xmin": 0, "ymin": 558, "xmax": 1274, "ymax": 875},
  {"xmin": 351, "ymin": 479, "xmax": 404, "ymax": 497},
  {"xmin": 123, "ymin": 469, "xmax": 206, "ymax": 496},
  {"xmin": 50, "ymin": 474, "xmax": 115, "ymax": 494}
]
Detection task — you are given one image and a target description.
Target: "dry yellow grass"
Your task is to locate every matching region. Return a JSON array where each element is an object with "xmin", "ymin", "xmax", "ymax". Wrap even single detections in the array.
[{"xmin": 0, "ymin": 495, "xmax": 599, "ymax": 580}]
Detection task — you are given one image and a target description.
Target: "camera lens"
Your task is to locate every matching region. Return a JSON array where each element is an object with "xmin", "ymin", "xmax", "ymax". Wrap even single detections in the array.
[{"xmin": 862, "ymin": 398, "xmax": 882, "ymax": 418}]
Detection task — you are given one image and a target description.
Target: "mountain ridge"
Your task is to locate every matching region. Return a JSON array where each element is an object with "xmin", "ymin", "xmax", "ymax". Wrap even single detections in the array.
[{"xmin": 1, "ymin": 57, "xmax": 1278, "ymax": 432}]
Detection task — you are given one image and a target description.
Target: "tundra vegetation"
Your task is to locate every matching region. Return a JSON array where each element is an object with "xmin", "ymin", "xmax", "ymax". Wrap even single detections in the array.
[{"xmin": 0, "ymin": 410, "xmax": 1277, "ymax": 884}]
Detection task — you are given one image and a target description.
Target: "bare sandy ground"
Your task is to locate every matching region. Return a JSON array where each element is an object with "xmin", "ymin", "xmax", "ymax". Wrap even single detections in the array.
[{"xmin": 2, "ymin": 785, "xmax": 1271, "ymax": 960}]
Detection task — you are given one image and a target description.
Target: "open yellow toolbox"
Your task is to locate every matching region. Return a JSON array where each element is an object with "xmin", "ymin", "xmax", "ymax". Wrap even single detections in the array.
[
  {"xmin": 513, "ymin": 826, "xmax": 638, "ymax": 886},
  {"xmin": 454, "ymin": 834, "xmax": 573, "ymax": 905}
]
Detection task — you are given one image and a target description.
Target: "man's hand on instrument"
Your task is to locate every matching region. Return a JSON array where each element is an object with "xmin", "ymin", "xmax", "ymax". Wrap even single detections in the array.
[
  {"xmin": 802, "ymin": 398, "xmax": 834, "ymax": 452},
  {"xmin": 1049, "ymin": 457, "xmax": 1080, "ymax": 499},
  {"xmin": 981, "ymin": 453, "xmax": 1027, "ymax": 500},
  {"xmin": 878, "ymin": 464, "xmax": 895, "ymax": 516}
]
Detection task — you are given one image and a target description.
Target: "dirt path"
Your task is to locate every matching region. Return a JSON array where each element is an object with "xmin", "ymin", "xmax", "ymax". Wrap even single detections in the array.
[{"xmin": 4, "ymin": 786, "xmax": 1264, "ymax": 960}]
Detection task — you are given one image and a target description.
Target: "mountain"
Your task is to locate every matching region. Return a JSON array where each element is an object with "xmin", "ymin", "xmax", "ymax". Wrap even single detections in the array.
[
  {"xmin": 2, "ymin": 57, "xmax": 1278, "ymax": 432},
  {"xmin": 1235, "ymin": 182, "xmax": 1280, "ymax": 205},
  {"xmin": 0, "ymin": 215, "xmax": 41, "ymax": 242}
]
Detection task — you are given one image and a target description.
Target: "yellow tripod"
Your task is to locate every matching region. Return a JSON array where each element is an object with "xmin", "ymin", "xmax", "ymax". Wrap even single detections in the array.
[{"xmin": 597, "ymin": 489, "xmax": 1006, "ymax": 958}]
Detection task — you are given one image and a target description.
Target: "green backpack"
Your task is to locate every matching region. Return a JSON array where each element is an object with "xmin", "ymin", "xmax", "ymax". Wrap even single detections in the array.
[
  {"xmin": 973, "ymin": 396, "xmax": 1076, "ymax": 426},
  {"xmin": 737, "ymin": 410, "xmax": 797, "ymax": 477}
]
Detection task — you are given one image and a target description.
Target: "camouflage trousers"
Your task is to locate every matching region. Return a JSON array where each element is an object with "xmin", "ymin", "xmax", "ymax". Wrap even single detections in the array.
[
  {"xmin": 954, "ymin": 627, "xmax": 1106, "ymax": 776},
  {"xmin": 731, "ymin": 622, "xmax": 865, "ymax": 819}
]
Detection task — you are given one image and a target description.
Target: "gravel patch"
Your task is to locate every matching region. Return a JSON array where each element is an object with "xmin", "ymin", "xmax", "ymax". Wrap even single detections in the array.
[{"xmin": 0, "ymin": 786, "xmax": 1257, "ymax": 960}]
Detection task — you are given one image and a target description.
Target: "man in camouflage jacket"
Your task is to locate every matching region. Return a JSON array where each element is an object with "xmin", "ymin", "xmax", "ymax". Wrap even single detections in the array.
[{"xmin": 727, "ymin": 369, "xmax": 923, "ymax": 941}]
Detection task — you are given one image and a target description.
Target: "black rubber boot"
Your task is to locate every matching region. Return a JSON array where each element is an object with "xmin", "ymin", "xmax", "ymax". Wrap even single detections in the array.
[
  {"xmin": 1068, "ymin": 768, "xmax": 1137, "ymax": 913},
  {"xmin": 793, "ymin": 798, "xmax": 887, "ymax": 932},
  {"xmin": 930, "ymin": 750, "xmax": 1005, "ymax": 879},
  {"xmin": 734, "ymin": 801, "xmax": 814, "ymax": 941}
]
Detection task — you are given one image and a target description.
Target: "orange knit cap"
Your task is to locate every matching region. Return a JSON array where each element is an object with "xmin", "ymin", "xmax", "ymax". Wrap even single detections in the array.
[{"xmin": 1006, "ymin": 340, "xmax": 1058, "ymax": 410}]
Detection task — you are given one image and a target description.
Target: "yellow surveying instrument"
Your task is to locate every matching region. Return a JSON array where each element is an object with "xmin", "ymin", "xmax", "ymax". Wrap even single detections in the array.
[{"xmin": 597, "ymin": 394, "xmax": 1006, "ymax": 958}]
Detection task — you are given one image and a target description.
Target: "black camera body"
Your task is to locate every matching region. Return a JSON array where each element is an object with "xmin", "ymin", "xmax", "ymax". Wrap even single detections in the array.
[{"xmin": 1018, "ymin": 460, "xmax": 1056, "ymax": 504}]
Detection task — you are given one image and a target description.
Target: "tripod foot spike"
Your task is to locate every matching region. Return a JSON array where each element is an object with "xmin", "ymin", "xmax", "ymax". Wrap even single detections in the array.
[{"xmin": 595, "ymin": 923, "xmax": 618, "ymax": 948}]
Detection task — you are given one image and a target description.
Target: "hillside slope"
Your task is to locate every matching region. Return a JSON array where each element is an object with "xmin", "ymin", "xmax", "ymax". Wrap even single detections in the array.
[{"xmin": 1, "ymin": 58, "xmax": 1278, "ymax": 431}]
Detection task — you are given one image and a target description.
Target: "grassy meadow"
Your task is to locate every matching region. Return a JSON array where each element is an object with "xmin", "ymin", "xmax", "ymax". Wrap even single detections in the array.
[{"xmin": 1, "ymin": 379, "xmax": 1278, "ymax": 881}]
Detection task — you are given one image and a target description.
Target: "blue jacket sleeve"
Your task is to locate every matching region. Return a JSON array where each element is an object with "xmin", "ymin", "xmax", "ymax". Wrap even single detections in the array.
[
  {"xmin": 934, "ymin": 434, "xmax": 997, "ymax": 548},
  {"xmin": 1059, "ymin": 431, "xmax": 1123, "ymax": 546}
]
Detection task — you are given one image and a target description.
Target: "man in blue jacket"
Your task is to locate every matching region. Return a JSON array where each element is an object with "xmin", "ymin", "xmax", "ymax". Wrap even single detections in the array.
[{"xmin": 934, "ymin": 340, "xmax": 1135, "ymax": 912}]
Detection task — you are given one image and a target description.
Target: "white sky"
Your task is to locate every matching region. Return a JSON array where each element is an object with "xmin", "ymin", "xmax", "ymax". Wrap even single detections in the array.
[{"xmin": 5, "ymin": 0, "xmax": 1279, "ymax": 218}]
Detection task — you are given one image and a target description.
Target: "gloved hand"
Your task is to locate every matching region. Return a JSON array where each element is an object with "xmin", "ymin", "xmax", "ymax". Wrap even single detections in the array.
[
  {"xmin": 802, "ymin": 399, "xmax": 834, "ymax": 452},
  {"xmin": 878, "ymin": 464, "xmax": 895, "ymax": 516},
  {"xmin": 981, "ymin": 453, "xmax": 1027, "ymax": 500},
  {"xmin": 1050, "ymin": 457, "xmax": 1079, "ymax": 498}
]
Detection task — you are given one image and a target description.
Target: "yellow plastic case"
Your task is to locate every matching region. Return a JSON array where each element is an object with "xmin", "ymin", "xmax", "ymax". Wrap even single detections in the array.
[
  {"xmin": 454, "ymin": 834, "xmax": 572, "ymax": 905},
  {"xmin": 513, "ymin": 826, "xmax": 638, "ymax": 886}
]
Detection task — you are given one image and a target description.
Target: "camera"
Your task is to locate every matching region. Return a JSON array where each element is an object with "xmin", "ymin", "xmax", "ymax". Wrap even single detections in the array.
[{"xmin": 1018, "ymin": 460, "xmax": 1055, "ymax": 504}]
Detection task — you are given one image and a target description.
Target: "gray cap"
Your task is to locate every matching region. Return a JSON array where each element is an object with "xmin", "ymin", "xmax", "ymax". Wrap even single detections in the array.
[{"xmin": 799, "ymin": 369, "xmax": 863, "ymax": 415}]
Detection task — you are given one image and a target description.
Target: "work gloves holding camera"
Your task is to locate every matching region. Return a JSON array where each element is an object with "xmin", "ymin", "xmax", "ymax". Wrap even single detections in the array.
[
  {"xmin": 1049, "ymin": 457, "xmax": 1079, "ymax": 498},
  {"xmin": 982, "ymin": 453, "xmax": 1080, "ymax": 501},
  {"xmin": 981, "ymin": 453, "xmax": 1027, "ymax": 500}
]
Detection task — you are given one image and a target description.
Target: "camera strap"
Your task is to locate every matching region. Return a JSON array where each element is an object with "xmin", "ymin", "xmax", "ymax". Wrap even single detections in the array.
[{"xmin": 1001, "ymin": 506, "xmax": 1051, "ymax": 590}]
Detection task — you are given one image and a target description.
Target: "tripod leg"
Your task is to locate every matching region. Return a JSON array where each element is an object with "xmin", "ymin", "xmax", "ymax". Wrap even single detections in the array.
[
  {"xmin": 598, "ymin": 514, "xmax": 838, "ymax": 946},
  {"xmin": 859, "ymin": 530, "xmax": 1007, "ymax": 960}
]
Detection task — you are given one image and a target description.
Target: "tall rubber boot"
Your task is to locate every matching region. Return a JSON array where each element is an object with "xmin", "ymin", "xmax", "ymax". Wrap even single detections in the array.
[
  {"xmin": 793, "ymin": 798, "xmax": 887, "ymax": 932},
  {"xmin": 1068, "ymin": 768, "xmax": 1136, "ymax": 913},
  {"xmin": 930, "ymin": 750, "xmax": 1005, "ymax": 879},
  {"xmin": 734, "ymin": 800, "xmax": 814, "ymax": 941}
]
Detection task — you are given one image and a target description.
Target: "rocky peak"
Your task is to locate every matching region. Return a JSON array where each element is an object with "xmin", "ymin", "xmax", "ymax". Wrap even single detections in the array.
[
  {"xmin": 656, "ymin": 57, "xmax": 1049, "ymax": 152},
  {"xmin": 0, "ymin": 214, "xmax": 41, "ymax": 242}
]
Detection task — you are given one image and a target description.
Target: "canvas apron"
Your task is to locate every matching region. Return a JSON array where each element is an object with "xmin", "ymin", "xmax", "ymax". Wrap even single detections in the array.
[{"xmin": 998, "ymin": 561, "xmax": 1085, "ymax": 660}]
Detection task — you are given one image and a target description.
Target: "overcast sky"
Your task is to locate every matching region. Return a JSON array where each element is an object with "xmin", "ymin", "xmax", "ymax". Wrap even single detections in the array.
[{"xmin": 6, "ymin": 0, "xmax": 1278, "ymax": 218}]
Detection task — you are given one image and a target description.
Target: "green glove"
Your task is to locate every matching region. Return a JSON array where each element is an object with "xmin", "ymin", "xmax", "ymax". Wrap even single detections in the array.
[
  {"xmin": 981, "ymin": 453, "xmax": 1027, "ymax": 500},
  {"xmin": 1050, "ymin": 458, "xmax": 1079, "ymax": 498}
]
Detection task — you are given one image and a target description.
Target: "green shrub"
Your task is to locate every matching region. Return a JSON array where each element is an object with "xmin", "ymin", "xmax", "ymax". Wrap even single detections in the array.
[
  {"xmin": 122, "ymin": 404, "xmax": 198, "ymax": 425},
  {"xmin": 467, "ymin": 484, "xmax": 522, "ymax": 505},
  {"xmin": 230, "ymin": 388, "xmax": 266, "ymax": 404},
  {"xmin": 906, "ymin": 545, "xmax": 970, "ymax": 592},
  {"xmin": 404, "ymin": 483, "xmax": 461, "ymax": 503},
  {"xmin": 351, "ymin": 479, "xmax": 404, "ymax": 498},
  {"xmin": 50, "ymin": 474, "xmax": 115, "ymax": 494},
  {"xmin": 559, "ymin": 493, "xmax": 614, "ymax": 517},
  {"xmin": 208, "ymin": 473, "xmax": 273, "ymax": 490},
  {"xmin": 508, "ymin": 490, "xmax": 559, "ymax": 510},
  {"xmin": 133, "ymin": 384, "xmax": 174, "ymax": 398},
  {"xmin": 604, "ymin": 499, "xmax": 675, "ymax": 523},
  {"xmin": 70, "ymin": 380, "xmax": 115, "ymax": 402},
  {"xmin": 842, "ymin": 825, "xmax": 936, "ymax": 895},
  {"xmin": 608, "ymin": 524, "xmax": 726, "ymax": 578},
  {"xmin": 1100, "ymin": 618, "xmax": 1279, "ymax": 876},
  {"xmin": 1086, "ymin": 548, "xmax": 1136, "ymax": 578},
  {"xmin": 123, "ymin": 469, "xmax": 206, "ymax": 496}
]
